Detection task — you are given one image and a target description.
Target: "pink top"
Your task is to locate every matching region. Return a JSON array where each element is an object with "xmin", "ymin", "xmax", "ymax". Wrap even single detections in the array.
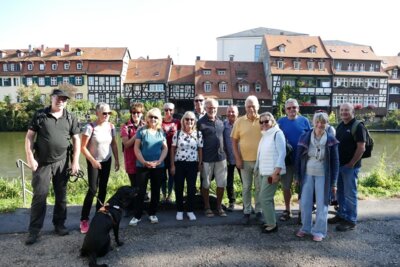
[
  {"xmin": 120, "ymin": 119, "xmax": 144, "ymax": 174},
  {"xmin": 162, "ymin": 118, "xmax": 181, "ymax": 149}
]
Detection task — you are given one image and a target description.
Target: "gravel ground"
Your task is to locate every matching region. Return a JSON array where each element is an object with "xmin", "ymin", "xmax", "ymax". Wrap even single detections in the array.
[{"xmin": 0, "ymin": 217, "xmax": 399, "ymax": 267}]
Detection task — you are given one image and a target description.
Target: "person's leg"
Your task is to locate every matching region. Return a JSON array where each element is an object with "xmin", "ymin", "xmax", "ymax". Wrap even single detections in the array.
[
  {"xmin": 29, "ymin": 164, "xmax": 52, "ymax": 234},
  {"xmin": 300, "ymin": 174, "xmax": 314, "ymax": 234},
  {"xmin": 201, "ymin": 162, "xmax": 212, "ymax": 210},
  {"xmin": 280, "ymin": 165, "xmax": 294, "ymax": 218},
  {"xmin": 51, "ymin": 158, "xmax": 69, "ymax": 227},
  {"xmin": 336, "ymin": 167, "xmax": 345, "ymax": 219},
  {"xmin": 186, "ymin": 162, "xmax": 198, "ymax": 213},
  {"xmin": 148, "ymin": 168, "xmax": 163, "ymax": 216},
  {"xmin": 174, "ymin": 161, "xmax": 185, "ymax": 212},
  {"xmin": 81, "ymin": 160, "xmax": 99, "ymax": 221},
  {"xmin": 260, "ymin": 175, "xmax": 278, "ymax": 226},
  {"xmin": 341, "ymin": 166, "xmax": 359, "ymax": 224},
  {"xmin": 96, "ymin": 158, "xmax": 112, "ymax": 211},
  {"xmin": 133, "ymin": 168, "xmax": 148, "ymax": 219},
  {"xmin": 253, "ymin": 163, "xmax": 262, "ymax": 214},
  {"xmin": 241, "ymin": 161, "xmax": 255, "ymax": 215},
  {"xmin": 226, "ymin": 163, "xmax": 235, "ymax": 204},
  {"xmin": 128, "ymin": 173, "xmax": 137, "ymax": 188},
  {"xmin": 161, "ymin": 166, "xmax": 167, "ymax": 201},
  {"xmin": 311, "ymin": 175, "xmax": 328, "ymax": 238},
  {"xmin": 214, "ymin": 160, "xmax": 227, "ymax": 210}
]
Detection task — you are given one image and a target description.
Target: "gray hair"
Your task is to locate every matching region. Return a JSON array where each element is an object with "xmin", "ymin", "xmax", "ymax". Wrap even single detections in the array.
[
  {"xmin": 260, "ymin": 111, "xmax": 277, "ymax": 127},
  {"xmin": 226, "ymin": 105, "xmax": 239, "ymax": 114},
  {"xmin": 96, "ymin": 102, "xmax": 110, "ymax": 112},
  {"xmin": 313, "ymin": 112, "xmax": 329, "ymax": 125},
  {"xmin": 163, "ymin": 102, "xmax": 175, "ymax": 110},
  {"xmin": 204, "ymin": 98, "xmax": 218, "ymax": 108},
  {"xmin": 245, "ymin": 95, "xmax": 259, "ymax": 109},
  {"xmin": 285, "ymin": 98, "xmax": 299, "ymax": 108}
]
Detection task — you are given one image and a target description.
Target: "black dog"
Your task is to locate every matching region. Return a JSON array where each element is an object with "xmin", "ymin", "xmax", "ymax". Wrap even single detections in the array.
[{"xmin": 80, "ymin": 186, "xmax": 138, "ymax": 267}]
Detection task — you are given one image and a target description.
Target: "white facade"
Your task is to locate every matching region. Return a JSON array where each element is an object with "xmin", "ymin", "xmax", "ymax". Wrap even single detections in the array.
[
  {"xmin": 217, "ymin": 37, "xmax": 262, "ymax": 62},
  {"xmin": 0, "ymin": 76, "xmax": 21, "ymax": 102}
]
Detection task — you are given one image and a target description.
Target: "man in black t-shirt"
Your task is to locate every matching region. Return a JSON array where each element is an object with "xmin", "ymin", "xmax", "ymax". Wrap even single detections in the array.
[
  {"xmin": 328, "ymin": 103, "xmax": 366, "ymax": 231},
  {"xmin": 24, "ymin": 89, "xmax": 81, "ymax": 245}
]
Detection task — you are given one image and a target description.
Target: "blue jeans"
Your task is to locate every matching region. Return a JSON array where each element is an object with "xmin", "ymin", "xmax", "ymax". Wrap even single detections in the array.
[
  {"xmin": 337, "ymin": 166, "xmax": 359, "ymax": 224},
  {"xmin": 300, "ymin": 174, "xmax": 328, "ymax": 238}
]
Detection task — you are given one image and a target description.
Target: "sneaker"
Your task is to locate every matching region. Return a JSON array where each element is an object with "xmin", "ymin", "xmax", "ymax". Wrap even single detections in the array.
[
  {"xmin": 279, "ymin": 210, "xmax": 291, "ymax": 221},
  {"xmin": 328, "ymin": 215, "xmax": 344, "ymax": 224},
  {"xmin": 262, "ymin": 224, "xmax": 278, "ymax": 234},
  {"xmin": 25, "ymin": 233, "xmax": 38, "ymax": 245},
  {"xmin": 80, "ymin": 220, "xmax": 89, "ymax": 234},
  {"xmin": 241, "ymin": 214, "xmax": 251, "ymax": 225},
  {"xmin": 129, "ymin": 217, "xmax": 141, "ymax": 226},
  {"xmin": 336, "ymin": 221, "xmax": 356, "ymax": 232},
  {"xmin": 187, "ymin": 212, "xmax": 196, "ymax": 221},
  {"xmin": 176, "ymin": 212, "xmax": 183, "ymax": 221},
  {"xmin": 313, "ymin": 235, "xmax": 323, "ymax": 242},
  {"xmin": 226, "ymin": 203, "xmax": 235, "ymax": 212},
  {"xmin": 149, "ymin": 215, "xmax": 159, "ymax": 224},
  {"xmin": 54, "ymin": 225, "xmax": 69, "ymax": 236},
  {"xmin": 296, "ymin": 230, "xmax": 307, "ymax": 238},
  {"xmin": 255, "ymin": 212, "xmax": 264, "ymax": 224}
]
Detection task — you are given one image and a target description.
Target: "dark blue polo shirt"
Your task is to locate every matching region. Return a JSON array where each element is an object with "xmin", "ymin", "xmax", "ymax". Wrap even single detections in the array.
[{"xmin": 197, "ymin": 115, "xmax": 226, "ymax": 162}]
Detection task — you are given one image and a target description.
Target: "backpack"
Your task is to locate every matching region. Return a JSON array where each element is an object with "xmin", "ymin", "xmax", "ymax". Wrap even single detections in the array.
[
  {"xmin": 351, "ymin": 120, "xmax": 374, "ymax": 158},
  {"xmin": 274, "ymin": 131, "xmax": 293, "ymax": 166}
]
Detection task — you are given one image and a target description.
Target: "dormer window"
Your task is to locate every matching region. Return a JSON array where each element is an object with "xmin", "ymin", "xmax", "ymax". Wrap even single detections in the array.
[
  {"xmin": 360, "ymin": 63, "xmax": 365, "ymax": 71},
  {"xmin": 278, "ymin": 44, "xmax": 286, "ymax": 53},
  {"xmin": 293, "ymin": 61, "xmax": 300, "ymax": 70},
  {"xmin": 153, "ymin": 71, "xmax": 160, "ymax": 76},
  {"xmin": 309, "ymin": 46, "xmax": 317, "ymax": 53},
  {"xmin": 217, "ymin": 69, "xmax": 226, "ymax": 75},
  {"xmin": 51, "ymin": 63, "xmax": 57, "ymax": 71},
  {"xmin": 56, "ymin": 49, "xmax": 62, "ymax": 56},
  {"xmin": 3, "ymin": 64, "xmax": 8, "ymax": 72},
  {"xmin": 238, "ymin": 83, "xmax": 249, "ymax": 93},
  {"xmin": 277, "ymin": 60, "xmax": 284, "ymax": 69},
  {"xmin": 0, "ymin": 51, "xmax": 6, "ymax": 58},
  {"xmin": 77, "ymin": 62, "xmax": 83, "ymax": 70},
  {"xmin": 39, "ymin": 63, "xmax": 45, "ymax": 71},
  {"xmin": 27, "ymin": 63, "xmax": 33, "ymax": 71},
  {"xmin": 36, "ymin": 49, "xmax": 43, "ymax": 57},
  {"xmin": 318, "ymin": 61, "xmax": 325, "ymax": 71},
  {"xmin": 76, "ymin": 49, "xmax": 82, "ymax": 56},
  {"xmin": 203, "ymin": 69, "xmax": 211, "ymax": 75},
  {"xmin": 392, "ymin": 69, "xmax": 398, "ymax": 79},
  {"xmin": 64, "ymin": 62, "xmax": 70, "ymax": 70},
  {"xmin": 219, "ymin": 82, "xmax": 227, "ymax": 92},
  {"xmin": 369, "ymin": 64, "xmax": 374, "ymax": 72},
  {"xmin": 255, "ymin": 83, "xmax": 261, "ymax": 92},
  {"xmin": 17, "ymin": 50, "xmax": 24, "ymax": 58},
  {"xmin": 335, "ymin": 62, "xmax": 342, "ymax": 71},
  {"xmin": 307, "ymin": 61, "xmax": 314, "ymax": 70},
  {"xmin": 348, "ymin": 63, "xmax": 353, "ymax": 71}
]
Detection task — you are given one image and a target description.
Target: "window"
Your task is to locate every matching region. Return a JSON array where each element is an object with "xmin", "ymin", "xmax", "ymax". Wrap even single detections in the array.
[
  {"xmin": 277, "ymin": 60, "xmax": 284, "ymax": 69},
  {"xmin": 309, "ymin": 46, "xmax": 316, "ymax": 53},
  {"xmin": 3, "ymin": 78, "xmax": 11, "ymax": 86},
  {"xmin": 39, "ymin": 63, "xmax": 45, "ymax": 71},
  {"xmin": 99, "ymin": 76, "xmax": 105, "ymax": 86},
  {"xmin": 88, "ymin": 76, "xmax": 94, "ymax": 85},
  {"xmin": 333, "ymin": 77, "xmax": 348, "ymax": 87},
  {"xmin": 238, "ymin": 83, "xmax": 249, "ymax": 93},
  {"xmin": 360, "ymin": 63, "xmax": 365, "ymax": 71},
  {"xmin": 56, "ymin": 50, "xmax": 61, "ymax": 56},
  {"xmin": 333, "ymin": 96, "xmax": 347, "ymax": 106},
  {"xmin": 307, "ymin": 61, "xmax": 314, "ymax": 70},
  {"xmin": 335, "ymin": 62, "xmax": 342, "ymax": 71},
  {"xmin": 75, "ymin": 93, "xmax": 83, "ymax": 100},
  {"xmin": 365, "ymin": 96, "xmax": 378, "ymax": 106},
  {"xmin": 293, "ymin": 61, "xmax": 300, "ymax": 70},
  {"xmin": 255, "ymin": 83, "xmax": 261, "ymax": 92},
  {"xmin": 392, "ymin": 69, "xmax": 398, "ymax": 79},
  {"xmin": 110, "ymin": 77, "xmax": 116, "ymax": 86},
  {"xmin": 64, "ymin": 63, "xmax": 70, "ymax": 70},
  {"xmin": 38, "ymin": 77, "xmax": 45, "ymax": 86},
  {"xmin": 26, "ymin": 77, "xmax": 33, "ymax": 86},
  {"xmin": 282, "ymin": 80, "xmax": 295, "ymax": 87},
  {"xmin": 63, "ymin": 77, "xmax": 69, "ymax": 84},
  {"xmin": 369, "ymin": 64, "xmax": 374, "ymax": 72},
  {"xmin": 28, "ymin": 63, "xmax": 33, "ymax": 71},
  {"xmin": 348, "ymin": 96, "xmax": 362, "ymax": 104},
  {"xmin": 99, "ymin": 94, "xmax": 105, "ymax": 103},
  {"xmin": 349, "ymin": 78, "xmax": 363, "ymax": 87},
  {"xmin": 75, "ymin": 76, "xmax": 82, "ymax": 86},
  {"xmin": 110, "ymin": 94, "xmax": 116, "ymax": 103},
  {"xmin": 203, "ymin": 69, "xmax": 211, "ymax": 75},
  {"xmin": 388, "ymin": 102, "xmax": 398, "ymax": 110},
  {"xmin": 218, "ymin": 99, "xmax": 233, "ymax": 106},
  {"xmin": 278, "ymin": 45, "xmax": 285, "ymax": 53},
  {"xmin": 51, "ymin": 77, "xmax": 57, "ymax": 86},
  {"xmin": 217, "ymin": 70, "xmax": 226, "ymax": 75},
  {"xmin": 390, "ymin": 86, "xmax": 400, "ymax": 94},
  {"xmin": 14, "ymin": 78, "xmax": 19, "ymax": 86},
  {"xmin": 10, "ymin": 64, "xmax": 15, "ymax": 71},
  {"xmin": 318, "ymin": 61, "xmax": 325, "ymax": 70},
  {"xmin": 51, "ymin": 63, "xmax": 57, "ymax": 70},
  {"xmin": 354, "ymin": 63, "xmax": 359, "ymax": 71},
  {"xmin": 219, "ymin": 82, "xmax": 227, "ymax": 92},
  {"xmin": 148, "ymin": 84, "xmax": 164, "ymax": 92},
  {"xmin": 348, "ymin": 63, "xmax": 353, "ymax": 71},
  {"xmin": 77, "ymin": 63, "xmax": 82, "ymax": 70},
  {"xmin": 3, "ymin": 64, "xmax": 8, "ymax": 71},
  {"xmin": 365, "ymin": 78, "xmax": 379, "ymax": 88},
  {"xmin": 254, "ymin": 45, "xmax": 261, "ymax": 61},
  {"xmin": 204, "ymin": 82, "xmax": 212, "ymax": 92}
]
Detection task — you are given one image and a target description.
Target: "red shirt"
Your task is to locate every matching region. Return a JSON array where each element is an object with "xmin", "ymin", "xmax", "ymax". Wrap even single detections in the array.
[
  {"xmin": 162, "ymin": 118, "xmax": 181, "ymax": 149},
  {"xmin": 120, "ymin": 119, "xmax": 144, "ymax": 174}
]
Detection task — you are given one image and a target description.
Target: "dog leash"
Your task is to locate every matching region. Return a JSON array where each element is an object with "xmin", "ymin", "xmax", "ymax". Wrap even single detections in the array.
[{"xmin": 67, "ymin": 168, "xmax": 105, "ymax": 207}]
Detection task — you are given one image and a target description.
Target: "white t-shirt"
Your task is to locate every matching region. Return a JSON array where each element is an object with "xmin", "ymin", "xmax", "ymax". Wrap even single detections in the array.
[{"xmin": 83, "ymin": 122, "xmax": 115, "ymax": 162}]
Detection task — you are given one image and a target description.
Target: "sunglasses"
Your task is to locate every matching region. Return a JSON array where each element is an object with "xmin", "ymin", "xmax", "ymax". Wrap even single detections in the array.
[
  {"xmin": 102, "ymin": 112, "xmax": 112, "ymax": 115},
  {"xmin": 164, "ymin": 109, "xmax": 173, "ymax": 112},
  {"xmin": 131, "ymin": 111, "xmax": 141, "ymax": 115},
  {"xmin": 259, "ymin": 120, "xmax": 270, "ymax": 125},
  {"xmin": 286, "ymin": 106, "xmax": 297, "ymax": 110},
  {"xmin": 185, "ymin": 118, "xmax": 195, "ymax": 122},
  {"xmin": 149, "ymin": 116, "xmax": 158, "ymax": 120},
  {"xmin": 194, "ymin": 99, "xmax": 204, "ymax": 102}
]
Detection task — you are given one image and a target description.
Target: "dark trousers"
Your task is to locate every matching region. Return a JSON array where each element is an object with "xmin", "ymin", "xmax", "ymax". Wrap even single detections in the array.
[
  {"xmin": 226, "ymin": 163, "xmax": 242, "ymax": 204},
  {"xmin": 29, "ymin": 157, "xmax": 68, "ymax": 234},
  {"xmin": 81, "ymin": 158, "xmax": 112, "ymax": 221},
  {"xmin": 161, "ymin": 156, "xmax": 174, "ymax": 197},
  {"xmin": 134, "ymin": 167, "xmax": 163, "ymax": 219},
  {"xmin": 128, "ymin": 173, "xmax": 137, "ymax": 187},
  {"xmin": 174, "ymin": 161, "xmax": 198, "ymax": 212}
]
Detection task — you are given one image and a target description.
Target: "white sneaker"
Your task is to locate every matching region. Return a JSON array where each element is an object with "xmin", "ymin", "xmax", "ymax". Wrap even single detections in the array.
[
  {"xmin": 129, "ymin": 217, "xmax": 141, "ymax": 226},
  {"xmin": 149, "ymin": 215, "xmax": 159, "ymax": 224},
  {"xmin": 176, "ymin": 212, "xmax": 183, "ymax": 221},
  {"xmin": 187, "ymin": 212, "xmax": 196, "ymax": 221}
]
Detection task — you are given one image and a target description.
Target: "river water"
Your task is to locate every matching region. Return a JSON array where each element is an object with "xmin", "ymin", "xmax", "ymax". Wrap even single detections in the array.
[{"xmin": 1, "ymin": 131, "xmax": 399, "ymax": 179}]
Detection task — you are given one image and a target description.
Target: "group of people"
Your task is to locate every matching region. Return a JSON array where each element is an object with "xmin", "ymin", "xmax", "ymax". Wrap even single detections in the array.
[{"xmin": 24, "ymin": 88, "xmax": 367, "ymax": 245}]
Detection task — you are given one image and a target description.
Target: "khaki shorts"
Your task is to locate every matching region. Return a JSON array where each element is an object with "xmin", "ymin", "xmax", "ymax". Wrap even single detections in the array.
[
  {"xmin": 201, "ymin": 160, "xmax": 227, "ymax": 189},
  {"xmin": 280, "ymin": 164, "xmax": 295, "ymax": 190}
]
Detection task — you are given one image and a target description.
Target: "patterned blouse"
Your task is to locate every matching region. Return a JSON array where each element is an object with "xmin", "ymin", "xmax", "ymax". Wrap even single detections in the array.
[{"xmin": 172, "ymin": 130, "xmax": 203, "ymax": 162}]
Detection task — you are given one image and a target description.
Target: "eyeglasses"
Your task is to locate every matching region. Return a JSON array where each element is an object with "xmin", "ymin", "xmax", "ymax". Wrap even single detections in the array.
[
  {"xmin": 286, "ymin": 106, "xmax": 297, "ymax": 110},
  {"xmin": 259, "ymin": 120, "xmax": 270, "ymax": 125},
  {"xmin": 194, "ymin": 99, "xmax": 204, "ymax": 102},
  {"xmin": 164, "ymin": 109, "xmax": 173, "ymax": 112},
  {"xmin": 149, "ymin": 116, "xmax": 158, "ymax": 120},
  {"xmin": 102, "ymin": 112, "xmax": 112, "ymax": 115},
  {"xmin": 185, "ymin": 118, "xmax": 195, "ymax": 122},
  {"xmin": 131, "ymin": 111, "xmax": 141, "ymax": 115}
]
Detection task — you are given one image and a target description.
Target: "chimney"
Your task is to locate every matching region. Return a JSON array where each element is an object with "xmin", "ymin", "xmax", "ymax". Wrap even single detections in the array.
[
  {"xmin": 196, "ymin": 56, "xmax": 201, "ymax": 61},
  {"xmin": 28, "ymin": 44, "xmax": 32, "ymax": 53},
  {"xmin": 146, "ymin": 55, "xmax": 149, "ymax": 60},
  {"xmin": 41, "ymin": 44, "xmax": 45, "ymax": 51},
  {"xmin": 280, "ymin": 31, "xmax": 284, "ymax": 35},
  {"xmin": 229, "ymin": 55, "xmax": 234, "ymax": 61},
  {"xmin": 64, "ymin": 44, "xmax": 70, "ymax": 52},
  {"xmin": 398, "ymin": 52, "xmax": 400, "ymax": 56}
]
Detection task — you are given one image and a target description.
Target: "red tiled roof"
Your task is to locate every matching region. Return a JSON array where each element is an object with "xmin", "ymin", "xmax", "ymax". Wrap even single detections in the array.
[
  {"xmin": 87, "ymin": 61, "xmax": 123, "ymax": 75},
  {"xmin": 125, "ymin": 58, "xmax": 172, "ymax": 83},
  {"xmin": 270, "ymin": 57, "xmax": 332, "ymax": 75},
  {"xmin": 169, "ymin": 65, "xmax": 195, "ymax": 84},
  {"xmin": 380, "ymin": 56, "xmax": 400, "ymax": 70},
  {"xmin": 325, "ymin": 45, "xmax": 379, "ymax": 60},
  {"xmin": 265, "ymin": 35, "xmax": 329, "ymax": 59}
]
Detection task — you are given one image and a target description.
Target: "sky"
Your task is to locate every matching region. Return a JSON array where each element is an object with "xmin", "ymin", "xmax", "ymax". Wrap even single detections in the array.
[{"xmin": 1, "ymin": 0, "xmax": 399, "ymax": 65}]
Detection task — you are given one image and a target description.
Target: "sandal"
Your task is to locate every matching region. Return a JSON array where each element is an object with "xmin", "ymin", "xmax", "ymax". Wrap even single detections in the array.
[
  {"xmin": 218, "ymin": 209, "xmax": 227, "ymax": 217},
  {"xmin": 204, "ymin": 208, "xmax": 214, "ymax": 218},
  {"xmin": 279, "ymin": 210, "xmax": 291, "ymax": 221}
]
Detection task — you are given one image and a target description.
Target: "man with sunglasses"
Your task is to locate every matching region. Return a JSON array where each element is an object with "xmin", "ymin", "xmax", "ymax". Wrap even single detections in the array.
[
  {"xmin": 24, "ymin": 89, "xmax": 81, "ymax": 245},
  {"xmin": 194, "ymin": 94, "xmax": 206, "ymax": 119},
  {"xmin": 277, "ymin": 98, "xmax": 311, "ymax": 222}
]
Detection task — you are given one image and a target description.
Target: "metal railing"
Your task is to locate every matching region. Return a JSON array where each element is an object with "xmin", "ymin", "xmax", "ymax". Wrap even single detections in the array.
[{"xmin": 16, "ymin": 159, "xmax": 32, "ymax": 207}]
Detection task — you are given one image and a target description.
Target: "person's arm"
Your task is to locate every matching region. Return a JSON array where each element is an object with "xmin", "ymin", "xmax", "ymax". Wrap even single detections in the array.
[
  {"xmin": 111, "ymin": 135, "xmax": 120, "ymax": 171},
  {"xmin": 70, "ymin": 134, "xmax": 81, "ymax": 174},
  {"xmin": 345, "ymin": 142, "xmax": 365, "ymax": 168},
  {"xmin": 157, "ymin": 140, "xmax": 168, "ymax": 166},
  {"xmin": 231, "ymin": 137, "xmax": 243, "ymax": 169},
  {"xmin": 121, "ymin": 125, "xmax": 136, "ymax": 149},
  {"xmin": 170, "ymin": 145, "xmax": 176, "ymax": 176},
  {"xmin": 25, "ymin": 129, "xmax": 38, "ymax": 171},
  {"xmin": 81, "ymin": 131, "xmax": 101, "ymax": 169},
  {"xmin": 198, "ymin": 148, "xmax": 203, "ymax": 172}
]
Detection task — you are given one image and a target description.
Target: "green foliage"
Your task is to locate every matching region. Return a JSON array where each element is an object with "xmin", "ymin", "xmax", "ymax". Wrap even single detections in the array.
[
  {"xmin": 328, "ymin": 111, "xmax": 336, "ymax": 124},
  {"xmin": 274, "ymin": 84, "xmax": 309, "ymax": 119},
  {"xmin": 143, "ymin": 100, "xmax": 164, "ymax": 115},
  {"xmin": 382, "ymin": 110, "xmax": 400, "ymax": 129}
]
